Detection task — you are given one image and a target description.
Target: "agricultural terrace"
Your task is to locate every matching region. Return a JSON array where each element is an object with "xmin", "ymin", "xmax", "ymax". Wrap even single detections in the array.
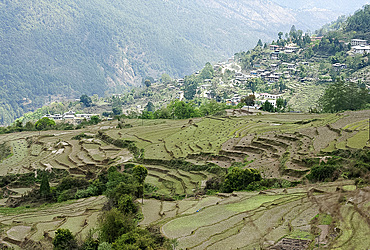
[
  {"xmin": 0, "ymin": 196, "xmax": 106, "ymax": 249},
  {"xmin": 140, "ymin": 180, "xmax": 369, "ymax": 249},
  {"xmin": 0, "ymin": 110, "xmax": 369, "ymax": 248}
]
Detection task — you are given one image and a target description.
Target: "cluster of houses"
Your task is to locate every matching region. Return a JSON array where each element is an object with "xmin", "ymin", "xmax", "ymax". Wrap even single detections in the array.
[
  {"xmin": 351, "ymin": 39, "xmax": 370, "ymax": 54},
  {"xmin": 43, "ymin": 111, "xmax": 98, "ymax": 122}
]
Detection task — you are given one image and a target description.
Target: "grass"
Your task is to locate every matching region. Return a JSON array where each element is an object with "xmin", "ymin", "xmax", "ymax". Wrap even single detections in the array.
[
  {"xmin": 312, "ymin": 213, "xmax": 333, "ymax": 225},
  {"xmin": 225, "ymin": 194, "xmax": 287, "ymax": 212},
  {"xmin": 286, "ymin": 229, "xmax": 314, "ymax": 240},
  {"xmin": 347, "ymin": 130, "xmax": 369, "ymax": 149}
]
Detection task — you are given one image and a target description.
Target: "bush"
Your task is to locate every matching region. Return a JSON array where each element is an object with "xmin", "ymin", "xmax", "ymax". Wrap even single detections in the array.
[
  {"xmin": 99, "ymin": 208, "xmax": 135, "ymax": 243},
  {"xmin": 98, "ymin": 242, "xmax": 112, "ymax": 250},
  {"xmin": 307, "ymin": 164, "xmax": 338, "ymax": 182},
  {"xmin": 57, "ymin": 189, "xmax": 75, "ymax": 202},
  {"xmin": 222, "ymin": 168, "xmax": 261, "ymax": 193},
  {"xmin": 53, "ymin": 228, "xmax": 78, "ymax": 250},
  {"xmin": 57, "ymin": 177, "xmax": 89, "ymax": 192}
]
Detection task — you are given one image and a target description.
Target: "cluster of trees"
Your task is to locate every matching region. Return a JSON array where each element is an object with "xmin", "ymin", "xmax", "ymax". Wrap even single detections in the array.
[
  {"xmin": 345, "ymin": 5, "xmax": 370, "ymax": 38},
  {"xmin": 260, "ymin": 98, "xmax": 287, "ymax": 113},
  {"xmin": 306, "ymin": 149, "xmax": 370, "ymax": 184},
  {"xmin": 205, "ymin": 165, "xmax": 294, "ymax": 193},
  {"xmin": 271, "ymin": 25, "xmax": 311, "ymax": 48},
  {"xmin": 318, "ymin": 78, "xmax": 369, "ymax": 112},
  {"xmin": 47, "ymin": 164, "xmax": 174, "ymax": 249},
  {"xmin": 139, "ymin": 99, "xmax": 228, "ymax": 120},
  {"xmin": 0, "ymin": 115, "xmax": 102, "ymax": 135},
  {"xmin": 313, "ymin": 37, "xmax": 347, "ymax": 55}
]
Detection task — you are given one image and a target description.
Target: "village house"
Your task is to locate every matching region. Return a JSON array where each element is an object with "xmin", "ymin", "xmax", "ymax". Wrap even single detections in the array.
[
  {"xmin": 266, "ymin": 74, "xmax": 280, "ymax": 83},
  {"xmin": 258, "ymin": 93, "xmax": 282, "ymax": 99},
  {"xmin": 270, "ymin": 64, "xmax": 279, "ymax": 71},
  {"xmin": 333, "ymin": 63, "xmax": 347, "ymax": 71},
  {"xmin": 199, "ymin": 84, "xmax": 212, "ymax": 90},
  {"xmin": 284, "ymin": 45, "xmax": 299, "ymax": 53},
  {"xmin": 353, "ymin": 45, "xmax": 370, "ymax": 54},
  {"xmin": 177, "ymin": 79, "xmax": 184, "ymax": 85},
  {"xmin": 269, "ymin": 45, "xmax": 280, "ymax": 51},
  {"xmin": 311, "ymin": 36, "xmax": 323, "ymax": 41},
  {"xmin": 351, "ymin": 39, "xmax": 368, "ymax": 46},
  {"xmin": 270, "ymin": 51, "xmax": 280, "ymax": 60}
]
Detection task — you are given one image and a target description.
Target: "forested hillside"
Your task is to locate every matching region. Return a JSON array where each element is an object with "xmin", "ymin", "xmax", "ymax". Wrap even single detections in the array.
[{"xmin": 1, "ymin": 0, "xmax": 369, "ymax": 125}]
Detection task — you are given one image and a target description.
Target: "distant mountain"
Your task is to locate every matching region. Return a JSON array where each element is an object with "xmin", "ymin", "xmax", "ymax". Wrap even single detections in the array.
[
  {"xmin": 1, "ymin": 0, "xmax": 368, "ymax": 124},
  {"xmin": 272, "ymin": 0, "xmax": 370, "ymax": 14}
]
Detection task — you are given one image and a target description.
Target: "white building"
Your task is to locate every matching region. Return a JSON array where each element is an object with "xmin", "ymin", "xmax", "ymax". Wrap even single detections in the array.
[
  {"xmin": 353, "ymin": 45, "xmax": 370, "ymax": 54},
  {"xmin": 351, "ymin": 39, "xmax": 368, "ymax": 46}
]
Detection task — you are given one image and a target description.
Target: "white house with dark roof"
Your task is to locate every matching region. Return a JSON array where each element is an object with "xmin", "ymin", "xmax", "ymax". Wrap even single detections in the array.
[
  {"xmin": 351, "ymin": 39, "xmax": 368, "ymax": 46},
  {"xmin": 353, "ymin": 45, "xmax": 370, "ymax": 54}
]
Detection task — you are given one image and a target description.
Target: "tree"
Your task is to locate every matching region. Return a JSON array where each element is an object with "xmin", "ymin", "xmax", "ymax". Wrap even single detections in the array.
[
  {"xmin": 52, "ymin": 229, "xmax": 78, "ymax": 250},
  {"xmin": 256, "ymin": 39, "xmax": 263, "ymax": 47},
  {"xmin": 319, "ymin": 78, "xmax": 369, "ymax": 112},
  {"xmin": 99, "ymin": 208, "xmax": 135, "ymax": 243},
  {"xmin": 90, "ymin": 115, "xmax": 101, "ymax": 124},
  {"xmin": 40, "ymin": 172, "xmax": 50, "ymax": 198},
  {"xmin": 132, "ymin": 165, "xmax": 148, "ymax": 204},
  {"xmin": 24, "ymin": 121, "xmax": 34, "ymax": 131},
  {"xmin": 222, "ymin": 168, "xmax": 261, "ymax": 192},
  {"xmin": 241, "ymin": 95, "xmax": 255, "ymax": 107},
  {"xmin": 276, "ymin": 98, "xmax": 284, "ymax": 111},
  {"xmin": 35, "ymin": 117, "xmax": 56, "ymax": 132},
  {"xmin": 199, "ymin": 62, "xmax": 214, "ymax": 80},
  {"xmin": 261, "ymin": 101, "xmax": 275, "ymax": 112},
  {"xmin": 169, "ymin": 101, "xmax": 198, "ymax": 119},
  {"xmin": 112, "ymin": 97, "xmax": 122, "ymax": 116},
  {"xmin": 80, "ymin": 94, "xmax": 92, "ymax": 107},
  {"xmin": 145, "ymin": 101, "xmax": 155, "ymax": 112},
  {"xmin": 118, "ymin": 194, "xmax": 138, "ymax": 215},
  {"xmin": 183, "ymin": 75, "xmax": 198, "ymax": 100},
  {"xmin": 278, "ymin": 32, "xmax": 283, "ymax": 40},
  {"xmin": 144, "ymin": 79, "xmax": 151, "ymax": 88}
]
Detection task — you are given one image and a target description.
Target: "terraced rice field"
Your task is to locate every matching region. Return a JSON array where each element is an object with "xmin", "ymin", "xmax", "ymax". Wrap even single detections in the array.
[
  {"xmin": 0, "ymin": 110, "xmax": 369, "ymax": 248},
  {"xmin": 0, "ymin": 196, "xmax": 107, "ymax": 249},
  {"xmin": 139, "ymin": 181, "xmax": 370, "ymax": 249}
]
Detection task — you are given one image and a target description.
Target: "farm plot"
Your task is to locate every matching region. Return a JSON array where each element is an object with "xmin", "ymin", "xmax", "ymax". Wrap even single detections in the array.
[
  {"xmin": 0, "ymin": 196, "xmax": 107, "ymax": 248},
  {"xmin": 144, "ymin": 165, "xmax": 210, "ymax": 196},
  {"xmin": 155, "ymin": 181, "xmax": 368, "ymax": 249},
  {"xmin": 0, "ymin": 139, "xmax": 29, "ymax": 175}
]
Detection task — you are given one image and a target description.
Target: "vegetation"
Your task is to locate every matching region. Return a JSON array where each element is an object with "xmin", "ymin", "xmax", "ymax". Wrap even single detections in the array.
[{"xmin": 319, "ymin": 78, "xmax": 369, "ymax": 112}]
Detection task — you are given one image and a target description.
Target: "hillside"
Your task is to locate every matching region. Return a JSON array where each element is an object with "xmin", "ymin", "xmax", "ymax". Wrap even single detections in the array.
[
  {"xmin": 2, "ymin": 0, "xmax": 370, "ymax": 125},
  {"xmin": 0, "ymin": 110, "xmax": 369, "ymax": 248}
]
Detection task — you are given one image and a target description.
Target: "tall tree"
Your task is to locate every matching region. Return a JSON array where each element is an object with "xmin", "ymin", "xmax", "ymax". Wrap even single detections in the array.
[
  {"xmin": 132, "ymin": 165, "xmax": 148, "ymax": 204},
  {"xmin": 144, "ymin": 79, "xmax": 152, "ymax": 88},
  {"xmin": 256, "ymin": 39, "xmax": 263, "ymax": 47},
  {"xmin": 278, "ymin": 32, "xmax": 283, "ymax": 40},
  {"xmin": 40, "ymin": 172, "xmax": 50, "ymax": 198},
  {"xmin": 80, "ymin": 94, "xmax": 92, "ymax": 107}
]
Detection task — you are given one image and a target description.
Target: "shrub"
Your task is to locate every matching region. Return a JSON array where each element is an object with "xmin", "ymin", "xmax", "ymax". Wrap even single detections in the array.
[
  {"xmin": 307, "ymin": 164, "xmax": 338, "ymax": 182},
  {"xmin": 99, "ymin": 208, "xmax": 135, "ymax": 243},
  {"xmin": 53, "ymin": 228, "xmax": 78, "ymax": 250}
]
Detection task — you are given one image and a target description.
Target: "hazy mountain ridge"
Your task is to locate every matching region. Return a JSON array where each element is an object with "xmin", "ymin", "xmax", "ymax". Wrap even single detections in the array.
[{"xmin": 1, "ymin": 0, "xmax": 369, "ymax": 125}]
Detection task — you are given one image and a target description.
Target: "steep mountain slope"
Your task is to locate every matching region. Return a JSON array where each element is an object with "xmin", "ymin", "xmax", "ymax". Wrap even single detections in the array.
[{"xmin": 1, "ymin": 0, "xmax": 369, "ymax": 125}]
